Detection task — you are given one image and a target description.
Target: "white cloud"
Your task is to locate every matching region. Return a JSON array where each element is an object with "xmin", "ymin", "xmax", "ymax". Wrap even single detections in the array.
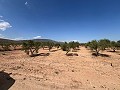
[
  {"xmin": 0, "ymin": 21, "xmax": 12, "ymax": 31},
  {"xmin": 25, "ymin": 2, "xmax": 28, "ymax": 5},
  {"xmin": 33, "ymin": 36, "xmax": 41, "ymax": 39},
  {"xmin": 0, "ymin": 15, "xmax": 12, "ymax": 31},
  {"xmin": 0, "ymin": 34, "xmax": 4, "ymax": 38},
  {"xmin": 25, "ymin": 1, "xmax": 30, "ymax": 8},
  {"xmin": 71, "ymin": 40, "xmax": 79, "ymax": 42}
]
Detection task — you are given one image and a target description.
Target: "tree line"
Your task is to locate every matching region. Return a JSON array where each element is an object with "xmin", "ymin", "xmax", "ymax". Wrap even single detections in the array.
[
  {"xmin": 22, "ymin": 41, "xmax": 80, "ymax": 56},
  {"xmin": 85, "ymin": 39, "xmax": 120, "ymax": 56},
  {"xmin": 0, "ymin": 40, "xmax": 80, "ymax": 56},
  {"xmin": 0, "ymin": 39, "xmax": 120, "ymax": 57}
]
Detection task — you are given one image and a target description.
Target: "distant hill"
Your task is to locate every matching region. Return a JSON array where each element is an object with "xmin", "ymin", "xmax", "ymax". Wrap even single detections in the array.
[
  {"xmin": 0, "ymin": 38, "xmax": 61, "ymax": 44},
  {"xmin": 0, "ymin": 38, "xmax": 16, "ymax": 43},
  {"xmin": 32, "ymin": 39, "xmax": 57, "ymax": 43}
]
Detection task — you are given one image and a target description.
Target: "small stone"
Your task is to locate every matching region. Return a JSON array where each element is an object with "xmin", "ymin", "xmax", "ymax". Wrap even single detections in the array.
[
  {"xmin": 72, "ymin": 70, "xmax": 74, "ymax": 72},
  {"xmin": 23, "ymin": 78, "xmax": 26, "ymax": 80},
  {"xmin": 55, "ymin": 71, "xmax": 59, "ymax": 74}
]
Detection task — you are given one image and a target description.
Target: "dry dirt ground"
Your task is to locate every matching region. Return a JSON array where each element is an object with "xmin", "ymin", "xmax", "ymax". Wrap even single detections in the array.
[{"xmin": 0, "ymin": 47, "xmax": 120, "ymax": 90}]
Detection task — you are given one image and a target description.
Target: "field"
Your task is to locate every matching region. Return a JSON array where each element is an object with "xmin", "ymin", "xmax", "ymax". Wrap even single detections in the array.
[{"xmin": 0, "ymin": 46, "xmax": 120, "ymax": 90}]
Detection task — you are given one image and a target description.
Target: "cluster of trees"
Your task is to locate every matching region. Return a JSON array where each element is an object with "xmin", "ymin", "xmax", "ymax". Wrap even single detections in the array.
[
  {"xmin": 61, "ymin": 41, "xmax": 80, "ymax": 55},
  {"xmin": 22, "ymin": 40, "xmax": 61, "ymax": 56},
  {"xmin": 0, "ymin": 39, "xmax": 61, "ymax": 56},
  {"xmin": 22, "ymin": 40, "xmax": 80, "ymax": 56},
  {"xmin": 85, "ymin": 39, "xmax": 120, "ymax": 56},
  {"xmin": 0, "ymin": 42, "xmax": 21, "ymax": 51},
  {"xmin": 0, "ymin": 40, "xmax": 80, "ymax": 56},
  {"xmin": 1, "ymin": 38, "xmax": 120, "ymax": 57}
]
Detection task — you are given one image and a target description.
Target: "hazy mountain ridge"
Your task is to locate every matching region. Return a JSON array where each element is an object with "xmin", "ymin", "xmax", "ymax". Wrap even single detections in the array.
[{"xmin": 0, "ymin": 38, "xmax": 60, "ymax": 44}]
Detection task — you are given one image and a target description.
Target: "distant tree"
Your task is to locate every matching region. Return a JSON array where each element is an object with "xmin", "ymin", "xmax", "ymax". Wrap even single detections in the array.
[
  {"xmin": 41, "ymin": 42, "xmax": 45, "ymax": 49},
  {"xmin": 34, "ymin": 42, "xmax": 41, "ymax": 53},
  {"xmin": 87, "ymin": 39, "xmax": 112, "ymax": 56},
  {"xmin": 80, "ymin": 43, "xmax": 86, "ymax": 46},
  {"xmin": 11, "ymin": 43, "xmax": 19, "ymax": 50},
  {"xmin": 55, "ymin": 43, "xmax": 60, "ymax": 50},
  {"xmin": 27, "ymin": 40, "xmax": 35, "ymax": 56},
  {"xmin": 69, "ymin": 41, "xmax": 80, "ymax": 50},
  {"xmin": 46, "ymin": 42, "xmax": 54, "ymax": 51},
  {"xmin": 22, "ymin": 42, "xmax": 29, "ymax": 55},
  {"xmin": 61, "ymin": 42, "xmax": 70, "ymax": 55},
  {"xmin": 0, "ymin": 43, "xmax": 11, "ymax": 51},
  {"xmin": 117, "ymin": 40, "xmax": 120, "ymax": 49},
  {"xmin": 69, "ymin": 41, "xmax": 76, "ymax": 50},
  {"xmin": 75, "ymin": 42, "xmax": 80, "ymax": 48},
  {"xmin": 99, "ymin": 39, "xmax": 110, "ymax": 50},
  {"xmin": 110, "ymin": 41, "xmax": 118, "ymax": 52},
  {"xmin": 88, "ymin": 40, "xmax": 100, "ymax": 56},
  {"xmin": 85, "ymin": 42, "xmax": 91, "ymax": 48}
]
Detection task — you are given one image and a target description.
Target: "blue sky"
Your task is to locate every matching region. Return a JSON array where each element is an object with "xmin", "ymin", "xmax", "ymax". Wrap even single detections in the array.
[{"xmin": 0, "ymin": 0, "xmax": 120, "ymax": 42}]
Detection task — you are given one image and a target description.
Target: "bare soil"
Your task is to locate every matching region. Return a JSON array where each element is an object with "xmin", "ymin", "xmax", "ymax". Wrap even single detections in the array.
[{"xmin": 0, "ymin": 47, "xmax": 120, "ymax": 90}]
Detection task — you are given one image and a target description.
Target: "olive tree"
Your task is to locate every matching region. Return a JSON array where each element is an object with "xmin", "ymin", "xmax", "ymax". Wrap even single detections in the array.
[
  {"xmin": 117, "ymin": 40, "xmax": 120, "ymax": 50},
  {"xmin": 55, "ymin": 43, "xmax": 60, "ymax": 50},
  {"xmin": 34, "ymin": 42, "xmax": 41, "ymax": 53},
  {"xmin": 22, "ymin": 42, "xmax": 29, "ymax": 55},
  {"xmin": 61, "ymin": 42, "xmax": 70, "ymax": 55},
  {"xmin": 69, "ymin": 41, "xmax": 80, "ymax": 50},
  {"xmin": 0, "ymin": 43, "xmax": 11, "ymax": 51},
  {"xmin": 88, "ymin": 39, "xmax": 116, "ymax": 56},
  {"xmin": 110, "ymin": 41, "xmax": 118, "ymax": 52},
  {"xmin": 99, "ymin": 39, "xmax": 110, "ymax": 50},
  {"xmin": 88, "ymin": 40, "xmax": 100, "ymax": 56},
  {"xmin": 85, "ymin": 42, "xmax": 91, "ymax": 48},
  {"xmin": 22, "ymin": 40, "xmax": 41, "ymax": 56},
  {"xmin": 46, "ymin": 42, "xmax": 54, "ymax": 51},
  {"xmin": 11, "ymin": 43, "xmax": 20, "ymax": 50}
]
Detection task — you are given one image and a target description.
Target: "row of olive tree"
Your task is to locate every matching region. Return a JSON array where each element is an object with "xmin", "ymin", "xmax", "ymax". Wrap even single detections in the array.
[
  {"xmin": 39, "ymin": 41, "xmax": 60, "ymax": 51},
  {"xmin": 0, "ymin": 40, "xmax": 61, "ymax": 56},
  {"xmin": 61, "ymin": 41, "xmax": 80, "ymax": 55},
  {"xmin": 85, "ymin": 39, "xmax": 120, "ymax": 56},
  {"xmin": 0, "ymin": 42, "xmax": 21, "ymax": 51},
  {"xmin": 22, "ymin": 40, "xmax": 61, "ymax": 56},
  {"xmin": 22, "ymin": 40, "xmax": 80, "ymax": 56}
]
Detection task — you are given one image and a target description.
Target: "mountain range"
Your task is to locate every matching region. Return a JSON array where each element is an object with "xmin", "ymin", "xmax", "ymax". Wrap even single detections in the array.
[{"xmin": 0, "ymin": 38, "xmax": 60, "ymax": 44}]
